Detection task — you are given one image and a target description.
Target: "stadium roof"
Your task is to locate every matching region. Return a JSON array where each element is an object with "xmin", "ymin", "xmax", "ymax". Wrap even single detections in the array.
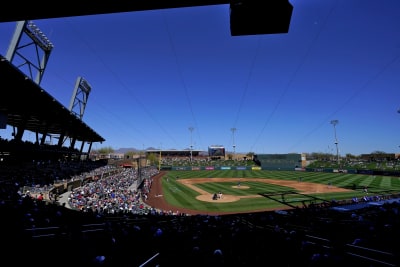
[
  {"xmin": 0, "ymin": 1, "xmax": 293, "ymax": 36},
  {"xmin": 0, "ymin": 55, "xmax": 105, "ymax": 143},
  {"xmin": 0, "ymin": 1, "xmax": 229, "ymax": 23}
]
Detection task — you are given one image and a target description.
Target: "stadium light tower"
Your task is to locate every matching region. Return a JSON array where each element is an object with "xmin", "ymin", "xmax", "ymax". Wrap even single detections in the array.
[
  {"xmin": 158, "ymin": 143, "xmax": 162, "ymax": 171},
  {"xmin": 189, "ymin": 126, "xmax": 194, "ymax": 162},
  {"xmin": 397, "ymin": 109, "xmax": 400, "ymax": 150},
  {"xmin": 330, "ymin": 120, "xmax": 340, "ymax": 166},
  {"xmin": 231, "ymin": 127, "xmax": 237, "ymax": 160}
]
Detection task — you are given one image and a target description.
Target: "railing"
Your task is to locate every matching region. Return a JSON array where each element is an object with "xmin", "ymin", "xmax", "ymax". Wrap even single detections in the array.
[
  {"xmin": 346, "ymin": 244, "xmax": 397, "ymax": 267},
  {"xmin": 139, "ymin": 252, "xmax": 160, "ymax": 267}
]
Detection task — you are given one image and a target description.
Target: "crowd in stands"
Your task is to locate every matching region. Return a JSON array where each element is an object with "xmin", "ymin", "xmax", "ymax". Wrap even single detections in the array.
[
  {"xmin": 68, "ymin": 167, "xmax": 158, "ymax": 215},
  {"xmin": 3, "ymin": 179, "xmax": 399, "ymax": 266},
  {"xmin": 1, "ymin": 137, "xmax": 399, "ymax": 266},
  {"xmin": 308, "ymin": 158, "xmax": 400, "ymax": 173}
]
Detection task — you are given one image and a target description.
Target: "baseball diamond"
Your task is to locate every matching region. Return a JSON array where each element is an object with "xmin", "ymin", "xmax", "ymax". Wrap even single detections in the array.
[{"xmin": 144, "ymin": 170, "xmax": 394, "ymax": 216}]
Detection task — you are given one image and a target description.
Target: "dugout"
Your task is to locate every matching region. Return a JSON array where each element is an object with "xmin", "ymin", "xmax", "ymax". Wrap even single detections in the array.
[{"xmin": 254, "ymin": 153, "xmax": 303, "ymax": 170}]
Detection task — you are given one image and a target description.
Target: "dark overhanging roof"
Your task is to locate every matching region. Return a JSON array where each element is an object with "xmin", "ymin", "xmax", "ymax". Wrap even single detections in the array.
[
  {"xmin": 0, "ymin": 55, "xmax": 105, "ymax": 143},
  {"xmin": 0, "ymin": 1, "xmax": 293, "ymax": 36},
  {"xmin": 0, "ymin": 1, "xmax": 229, "ymax": 23}
]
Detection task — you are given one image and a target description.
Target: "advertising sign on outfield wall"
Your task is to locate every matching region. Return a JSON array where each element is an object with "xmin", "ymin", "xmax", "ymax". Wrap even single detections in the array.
[
  {"xmin": 236, "ymin": 166, "xmax": 247, "ymax": 170},
  {"xmin": 221, "ymin": 166, "xmax": 231, "ymax": 170},
  {"xmin": 252, "ymin": 166, "xmax": 262, "ymax": 170}
]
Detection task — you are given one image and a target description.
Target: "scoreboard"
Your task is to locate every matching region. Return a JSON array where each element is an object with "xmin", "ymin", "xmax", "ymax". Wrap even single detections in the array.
[{"xmin": 208, "ymin": 145, "xmax": 225, "ymax": 157}]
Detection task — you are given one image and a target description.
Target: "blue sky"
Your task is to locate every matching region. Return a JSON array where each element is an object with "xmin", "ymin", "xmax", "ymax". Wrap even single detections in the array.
[{"xmin": 1, "ymin": 0, "xmax": 400, "ymax": 156}]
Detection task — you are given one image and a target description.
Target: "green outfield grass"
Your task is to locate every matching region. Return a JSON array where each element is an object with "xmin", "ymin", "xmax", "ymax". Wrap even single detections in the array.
[{"xmin": 159, "ymin": 170, "xmax": 400, "ymax": 213}]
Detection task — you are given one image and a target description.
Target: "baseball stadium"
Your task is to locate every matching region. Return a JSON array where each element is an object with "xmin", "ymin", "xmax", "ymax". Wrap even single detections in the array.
[{"xmin": 2, "ymin": 2, "xmax": 400, "ymax": 267}]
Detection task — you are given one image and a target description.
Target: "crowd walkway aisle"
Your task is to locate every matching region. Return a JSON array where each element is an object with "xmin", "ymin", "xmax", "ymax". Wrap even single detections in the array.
[{"xmin": 57, "ymin": 191, "xmax": 71, "ymax": 208}]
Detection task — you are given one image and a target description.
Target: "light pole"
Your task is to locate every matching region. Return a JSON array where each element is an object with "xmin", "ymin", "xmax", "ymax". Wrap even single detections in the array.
[
  {"xmin": 397, "ymin": 109, "xmax": 400, "ymax": 151},
  {"xmin": 231, "ymin": 127, "xmax": 236, "ymax": 160},
  {"xmin": 189, "ymin": 126, "xmax": 194, "ymax": 162},
  {"xmin": 158, "ymin": 143, "xmax": 162, "ymax": 171},
  {"xmin": 141, "ymin": 144, "xmax": 145, "ymax": 168},
  {"xmin": 330, "ymin": 120, "xmax": 340, "ymax": 167}
]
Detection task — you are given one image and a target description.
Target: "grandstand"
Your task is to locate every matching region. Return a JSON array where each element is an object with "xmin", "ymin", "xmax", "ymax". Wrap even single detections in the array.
[
  {"xmin": 145, "ymin": 148, "xmax": 204, "ymax": 158},
  {"xmin": 1, "ymin": 2, "xmax": 399, "ymax": 266}
]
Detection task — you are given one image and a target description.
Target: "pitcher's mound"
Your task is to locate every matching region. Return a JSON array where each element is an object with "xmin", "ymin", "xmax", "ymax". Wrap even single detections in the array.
[
  {"xmin": 196, "ymin": 194, "xmax": 240, "ymax": 203},
  {"xmin": 232, "ymin": 185, "xmax": 249, "ymax": 189}
]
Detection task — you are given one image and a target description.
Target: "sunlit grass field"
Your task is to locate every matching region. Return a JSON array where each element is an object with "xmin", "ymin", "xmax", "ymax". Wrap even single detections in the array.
[{"xmin": 159, "ymin": 170, "xmax": 400, "ymax": 213}]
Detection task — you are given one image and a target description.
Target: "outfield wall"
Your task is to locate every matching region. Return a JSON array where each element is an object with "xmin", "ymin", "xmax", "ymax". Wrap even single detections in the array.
[{"xmin": 169, "ymin": 166, "xmax": 263, "ymax": 171}]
